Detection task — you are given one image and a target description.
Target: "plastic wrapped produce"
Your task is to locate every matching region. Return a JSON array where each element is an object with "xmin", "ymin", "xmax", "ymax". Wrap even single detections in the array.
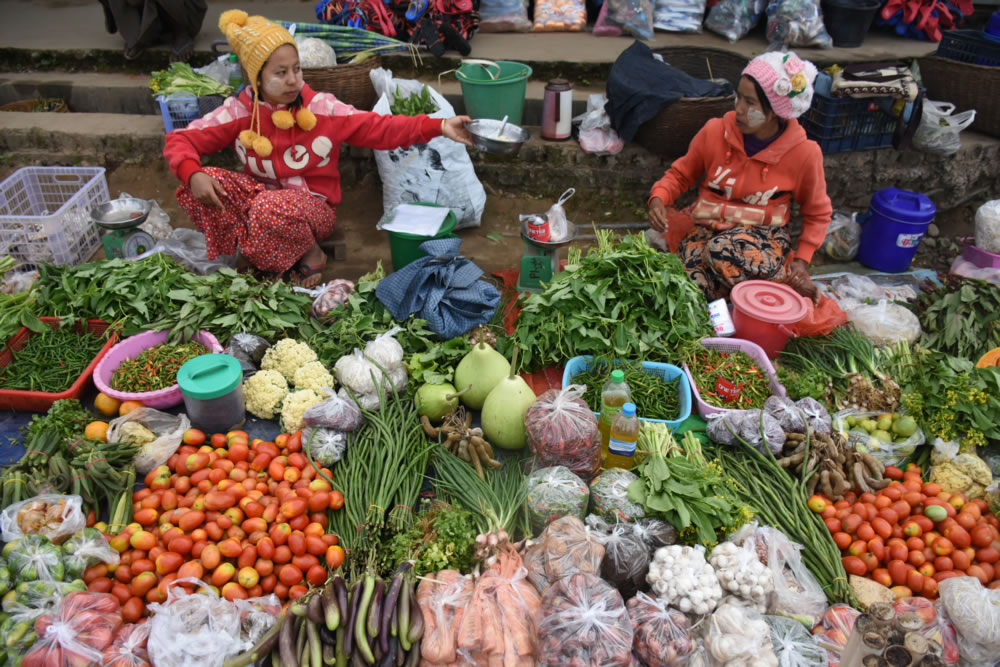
[
  {"xmin": 147, "ymin": 578, "xmax": 243, "ymax": 667},
  {"xmin": 522, "ymin": 515, "xmax": 605, "ymax": 592},
  {"xmin": 822, "ymin": 212, "xmax": 861, "ymax": 262},
  {"xmin": 706, "ymin": 0, "xmax": 767, "ymax": 41},
  {"xmin": 937, "ymin": 576, "xmax": 1000, "ymax": 667},
  {"xmin": 302, "ymin": 389, "xmax": 364, "ymax": 431},
  {"xmin": 589, "ymin": 468, "xmax": 645, "ymax": 523},
  {"xmin": 709, "ymin": 541, "xmax": 774, "ymax": 612},
  {"xmin": 7, "ymin": 534, "xmax": 68, "ymax": 583},
  {"xmin": 1, "ymin": 494, "xmax": 85, "ymax": 545},
  {"xmin": 594, "ymin": 521, "xmax": 650, "ymax": 599},
  {"xmin": 764, "ymin": 396, "xmax": 806, "ymax": 433},
  {"xmin": 975, "ymin": 199, "xmax": 1000, "ymax": 254},
  {"xmin": 457, "ymin": 548, "xmax": 541, "ymax": 665},
  {"xmin": 363, "ymin": 327, "xmax": 404, "ymax": 369},
  {"xmin": 417, "ymin": 570, "xmax": 475, "ymax": 666},
  {"xmin": 525, "ymin": 466, "xmax": 590, "ymax": 534},
  {"xmin": 705, "ymin": 602, "xmax": 779, "ymax": 666},
  {"xmin": 647, "ymin": 544, "xmax": 722, "ymax": 615},
  {"xmin": 811, "ymin": 604, "xmax": 860, "ymax": 666},
  {"xmin": 764, "ymin": 0, "xmax": 832, "ymax": 50},
  {"xmin": 101, "ymin": 622, "xmax": 152, "ymax": 667},
  {"xmin": 832, "ymin": 409, "xmax": 925, "ymax": 467},
  {"xmin": 23, "ymin": 592, "xmax": 123, "ymax": 667},
  {"xmin": 525, "ymin": 385, "xmax": 601, "ymax": 480},
  {"xmin": 224, "ymin": 333, "xmax": 270, "ymax": 373},
  {"xmin": 302, "ymin": 427, "xmax": 347, "ymax": 466},
  {"xmin": 706, "ymin": 410, "xmax": 785, "ymax": 454},
  {"xmin": 61, "ymin": 527, "xmax": 120, "ymax": 581},
  {"xmin": 653, "ymin": 0, "xmax": 706, "ymax": 32},
  {"xmin": 765, "ymin": 615, "xmax": 826, "ymax": 667},
  {"xmin": 607, "ymin": 0, "xmax": 655, "ymax": 39},
  {"xmin": 846, "ymin": 300, "xmax": 921, "ymax": 346},
  {"xmin": 795, "ymin": 397, "xmax": 831, "ymax": 434},
  {"xmin": 479, "ymin": 0, "xmax": 532, "ymax": 31},
  {"xmin": 532, "ymin": 0, "xmax": 587, "ymax": 31},
  {"xmin": 631, "ymin": 517, "xmax": 678, "ymax": 551},
  {"xmin": 890, "ymin": 597, "xmax": 960, "ymax": 666},
  {"xmin": 627, "ymin": 592, "xmax": 696, "ymax": 666},
  {"xmin": 536, "ymin": 573, "xmax": 634, "ymax": 666}
]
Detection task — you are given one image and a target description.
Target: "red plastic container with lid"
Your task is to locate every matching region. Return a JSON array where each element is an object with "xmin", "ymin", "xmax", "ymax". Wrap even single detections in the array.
[{"xmin": 730, "ymin": 281, "xmax": 809, "ymax": 359}]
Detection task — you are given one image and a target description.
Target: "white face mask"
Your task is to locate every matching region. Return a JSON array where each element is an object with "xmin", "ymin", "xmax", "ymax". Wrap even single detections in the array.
[{"xmin": 745, "ymin": 108, "xmax": 767, "ymax": 130}]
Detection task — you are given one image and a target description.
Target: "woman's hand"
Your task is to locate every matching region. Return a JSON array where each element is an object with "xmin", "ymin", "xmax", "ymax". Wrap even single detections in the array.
[
  {"xmin": 189, "ymin": 171, "xmax": 227, "ymax": 209},
  {"xmin": 695, "ymin": 219, "xmax": 737, "ymax": 232},
  {"xmin": 648, "ymin": 198, "xmax": 667, "ymax": 232},
  {"xmin": 441, "ymin": 116, "xmax": 474, "ymax": 146},
  {"xmin": 786, "ymin": 258, "xmax": 821, "ymax": 305}
]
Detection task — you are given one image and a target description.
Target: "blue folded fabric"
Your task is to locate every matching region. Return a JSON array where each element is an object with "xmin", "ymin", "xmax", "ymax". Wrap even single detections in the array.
[{"xmin": 375, "ymin": 238, "xmax": 500, "ymax": 340}]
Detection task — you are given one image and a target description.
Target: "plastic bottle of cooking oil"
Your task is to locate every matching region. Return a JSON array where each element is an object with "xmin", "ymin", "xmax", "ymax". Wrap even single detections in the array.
[
  {"xmin": 606, "ymin": 402, "xmax": 639, "ymax": 470},
  {"xmin": 598, "ymin": 369, "xmax": 631, "ymax": 456}
]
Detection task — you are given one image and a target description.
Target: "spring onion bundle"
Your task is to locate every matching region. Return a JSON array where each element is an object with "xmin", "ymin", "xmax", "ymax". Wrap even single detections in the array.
[{"xmin": 277, "ymin": 22, "xmax": 420, "ymax": 60}]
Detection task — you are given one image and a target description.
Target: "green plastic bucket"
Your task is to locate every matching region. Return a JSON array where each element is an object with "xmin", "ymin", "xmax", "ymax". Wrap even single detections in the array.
[
  {"xmin": 387, "ymin": 204, "xmax": 459, "ymax": 272},
  {"xmin": 455, "ymin": 60, "xmax": 532, "ymax": 126}
]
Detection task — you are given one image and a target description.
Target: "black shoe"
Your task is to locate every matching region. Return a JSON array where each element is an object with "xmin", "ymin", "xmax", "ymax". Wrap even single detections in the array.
[
  {"xmin": 412, "ymin": 17, "xmax": 446, "ymax": 57},
  {"xmin": 439, "ymin": 16, "xmax": 471, "ymax": 56}
]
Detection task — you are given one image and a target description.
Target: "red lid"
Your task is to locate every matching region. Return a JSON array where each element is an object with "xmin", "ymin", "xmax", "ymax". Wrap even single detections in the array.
[{"xmin": 730, "ymin": 280, "xmax": 808, "ymax": 325}]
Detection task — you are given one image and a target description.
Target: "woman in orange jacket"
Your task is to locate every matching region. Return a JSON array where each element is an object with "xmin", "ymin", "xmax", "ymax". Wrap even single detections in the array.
[{"xmin": 648, "ymin": 52, "xmax": 832, "ymax": 304}]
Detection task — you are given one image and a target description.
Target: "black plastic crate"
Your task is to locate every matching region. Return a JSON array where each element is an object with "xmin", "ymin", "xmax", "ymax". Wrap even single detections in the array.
[
  {"xmin": 799, "ymin": 93, "xmax": 897, "ymax": 154},
  {"xmin": 935, "ymin": 30, "xmax": 1000, "ymax": 67}
]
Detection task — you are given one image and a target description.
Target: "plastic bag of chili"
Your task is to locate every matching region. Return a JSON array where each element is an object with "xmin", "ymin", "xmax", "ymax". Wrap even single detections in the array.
[{"xmin": 525, "ymin": 384, "xmax": 601, "ymax": 482}]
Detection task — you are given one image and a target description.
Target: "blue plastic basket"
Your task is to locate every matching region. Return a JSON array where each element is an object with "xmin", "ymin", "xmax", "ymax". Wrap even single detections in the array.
[
  {"xmin": 799, "ymin": 92, "xmax": 897, "ymax": 155},
  {"xmin": 561, "ymin": 356, "xmax": 692, "ymax": 430},
  {"xmin": 157, "ymin": 94, "xmax": 226, "ymax": 133}
]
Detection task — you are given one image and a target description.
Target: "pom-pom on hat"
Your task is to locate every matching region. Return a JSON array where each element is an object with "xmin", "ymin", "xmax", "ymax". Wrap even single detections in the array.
[{"xmin": 741, "ymin": 51, "xmax": 818, "ymax": 120}]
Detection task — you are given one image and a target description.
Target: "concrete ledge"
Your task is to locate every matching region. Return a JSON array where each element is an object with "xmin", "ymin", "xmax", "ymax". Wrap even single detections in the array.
[{"xmin": 2, "ymin": 111, "xmax": 997, "ymax": 214}]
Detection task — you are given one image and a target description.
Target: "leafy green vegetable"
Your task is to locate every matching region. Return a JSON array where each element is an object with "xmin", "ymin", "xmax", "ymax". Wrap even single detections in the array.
[
  {"xmin": 627, "ymin": 425, "xmax": 751, "ymax": 546},
  {"xmin": 385, "ymin": 500, "xmax": 477, "ymax": 576},
  {"xmin": 406, "ymin": 337, "xmax": 470, "ymax": 385},
  {"xmin": 775, "ymin": 365, "xmax": 829, "ymax": 401},
  {"xmin": 914, "ymin": 275, "xmax": 1000, "ymax": 361},
  {"xmin": 389, "ymin": 85, "xmax": 437, "ymax": 116},
  {"xmin": 22, "ymin": 399, "xmax": 93, "ymax": 443},
  {"xmin": 500, "ymin": 232, "xmax": 712, "ymax": 371},
  {"xmin": 150, "ymin": 62, "xmax": 233, "ymax": 98}
]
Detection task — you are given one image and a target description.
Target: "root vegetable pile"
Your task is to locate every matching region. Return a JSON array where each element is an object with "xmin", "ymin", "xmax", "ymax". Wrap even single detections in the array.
[
  {"xmin": 421, "ymin": 408, "xmax": 500, "ymax": 480},
  {"xmin": 778, "ymin": 431, "xmax": 888, "ymax": 501}
]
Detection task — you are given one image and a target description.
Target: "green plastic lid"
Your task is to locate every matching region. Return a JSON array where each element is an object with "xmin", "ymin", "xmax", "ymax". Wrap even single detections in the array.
[
  {"xmin": 177, "ymin": 354, "xmax": 243, "ymax": 400},
  {"xmin": 610, "ymin": 369, "xmax": 625, "ymax": 383},
  {"xmin": 228, "ymin": 54, "xmax": 238, "ymax": 62}
]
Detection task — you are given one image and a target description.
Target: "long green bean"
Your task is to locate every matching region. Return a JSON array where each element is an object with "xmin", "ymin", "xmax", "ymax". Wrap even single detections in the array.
[{"xmin": 0, "ymin": 323, "xmax": 106, "ymax": 392}]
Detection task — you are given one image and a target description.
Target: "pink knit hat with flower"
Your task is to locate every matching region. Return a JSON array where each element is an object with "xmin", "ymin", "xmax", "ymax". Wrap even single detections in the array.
[{"xmin": 742, "ymin": 51, "xmax": 818, "ymax": 120}]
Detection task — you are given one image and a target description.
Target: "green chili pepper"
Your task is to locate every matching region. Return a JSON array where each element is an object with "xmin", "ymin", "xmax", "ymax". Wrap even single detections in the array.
[
  {"xmin": 0, "ymin": 323, "xmax": 107, "ymax": 393},
  {"xmin": 110, "ymin": 341, "xmax": 207, "ymax": 392}
]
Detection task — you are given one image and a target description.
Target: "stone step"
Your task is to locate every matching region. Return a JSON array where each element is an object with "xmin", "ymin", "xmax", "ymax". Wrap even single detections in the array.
[{"xmin": 0, "ymin": 71, "xmax": 605, "ymax": 127}]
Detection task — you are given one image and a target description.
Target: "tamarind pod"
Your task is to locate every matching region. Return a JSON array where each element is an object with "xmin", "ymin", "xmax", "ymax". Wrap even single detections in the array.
[
  {"xmin": 468, "ymin": 442, "xmax": 485, "ymax": 480},
  {"xmin": 854, "ymin": 462, "xmax": 874, "ymax": 494},
  {"xmin": 807, "ymin": 472, "xmax": 820, "ymax": 495},
  {"xmin": 867, "ymin": 477, "xmax": 891, "ymax": 490},
  {"xmin": 819, "ymin": 470, "xmax": 834, "ymax": 498},
  {"xmin": 858, "ymin": 451, "xmax": 884, "ymax": 478}
]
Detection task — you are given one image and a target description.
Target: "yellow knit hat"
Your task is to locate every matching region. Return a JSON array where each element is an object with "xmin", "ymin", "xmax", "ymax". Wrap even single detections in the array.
[{"xmin": 219, "ymin": 9, "xmax": 313, "ymax": 157}]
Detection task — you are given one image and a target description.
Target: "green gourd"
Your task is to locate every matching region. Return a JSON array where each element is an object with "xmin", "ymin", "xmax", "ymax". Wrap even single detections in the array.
[
  {"xmin": 481, "ymin": 348, "xmax": 536, "ymax": 450},
  {"xmin": 453, "ymin": 335, "xmax": 511, "ymax": 411}
]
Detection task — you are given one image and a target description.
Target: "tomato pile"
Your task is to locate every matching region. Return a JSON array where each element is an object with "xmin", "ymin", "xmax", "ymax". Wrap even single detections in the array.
[
  {"xmin": 808, "ymin": 464, "xmax": 1000, "ymax": 599},
  {"xmin": 88, "ymin": 429, "xmax": 346, "ymax": 619}
]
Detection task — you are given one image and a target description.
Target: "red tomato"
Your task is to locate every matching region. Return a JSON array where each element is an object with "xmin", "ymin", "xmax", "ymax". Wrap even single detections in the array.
[
  {"xmin": 833, "ymin": 532, "xmax": 852, "ymax": 550},
  {"xmin": 933, "ymin": 538, "xmax": 955, "ymax": 556},
  {"xmin": 888, "ymin": 560, "xmax": 909, "ymax": 586},
  {"xmin": 842, "ymin": 556, "xmax": 867, "ymax": 576},
  {"xmin": 278, "ymin": 564, "xmax": 303, "ymax": 587}
]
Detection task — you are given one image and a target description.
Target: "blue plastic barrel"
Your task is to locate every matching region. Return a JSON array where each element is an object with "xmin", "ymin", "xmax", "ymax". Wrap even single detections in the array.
[{"xmin": 856, "ymin": 188, "xmax": 936, "ymax": 273}]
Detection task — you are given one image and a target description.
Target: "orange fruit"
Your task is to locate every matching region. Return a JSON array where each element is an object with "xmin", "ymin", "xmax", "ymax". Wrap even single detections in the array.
[
  {"xmin": 119, "ymin": 400, "xmax": 145, "ymax": 416},
  {"xmin": 94, "ymin": 392, "xmax": 122, "ymax": 418},
  {"xmin": 85, "ymin": 421, "xmax": 110, "ymax": 442}
]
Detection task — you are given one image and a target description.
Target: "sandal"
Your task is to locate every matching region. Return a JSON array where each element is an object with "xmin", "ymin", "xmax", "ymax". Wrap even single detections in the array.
[
  {"xmin": 123, "ymin": 45, "xmax": 144, "ymax": 61},
  {"xmin": 291, "ymin": 262, "xmax": 326, "ymax": 288}
]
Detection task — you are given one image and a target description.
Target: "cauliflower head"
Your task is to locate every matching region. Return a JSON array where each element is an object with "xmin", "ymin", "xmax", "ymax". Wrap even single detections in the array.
[
  {"xmin": 119, "ymin": 422, "xmax": 156, "ymax": 446},
  {"xmin": 261, "ymin": 338, "xmax": 318, "ymax": 382},
  {"xmin": 244, "ymin": 370, "xmax": 290, "ymax": 420},
  {"xmin": 281, "ymin": 389, "xmax": 324, "ymax": 433},
  {"xmin": 293, "ymin": 361, "xmax": 335, "ymax": 394}
]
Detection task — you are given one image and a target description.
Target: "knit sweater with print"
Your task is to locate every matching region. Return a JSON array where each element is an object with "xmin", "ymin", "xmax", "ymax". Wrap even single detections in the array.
[
  {"xmin": 650, "ymin": 111, "xmax": 833, "ymax": 264},
  {"xmin": 163, "ymin": 83, "xmax": 442, "ymax": 207}
]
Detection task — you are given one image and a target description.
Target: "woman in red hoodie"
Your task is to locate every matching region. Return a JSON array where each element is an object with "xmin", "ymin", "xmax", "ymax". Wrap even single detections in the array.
[
  {"xmin": 164, "ymin": 10, "xmax": 472, "ymax": 287},
  {"xmin": 648, "ymin": 52, "xmax": 831, "ymax": 304}
]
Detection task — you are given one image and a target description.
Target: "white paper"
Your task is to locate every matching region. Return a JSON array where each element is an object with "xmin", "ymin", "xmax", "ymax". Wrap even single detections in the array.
[{"xmin": 379, "ymin": 204, "xmax": 449, "ymax": 236}]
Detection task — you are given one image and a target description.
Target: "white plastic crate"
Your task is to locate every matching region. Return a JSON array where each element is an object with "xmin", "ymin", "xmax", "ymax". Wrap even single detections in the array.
[{"xmin": 0, "ymin": 166, "xmax": 107, "ymax": 270}]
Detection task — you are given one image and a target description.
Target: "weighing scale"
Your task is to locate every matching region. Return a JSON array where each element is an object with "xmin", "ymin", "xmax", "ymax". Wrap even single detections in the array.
[
  {"xmin": 90, "ymin": 197, "xmax": 155, "ymax": 259},
  {"xmin": 516, "ymin": 220, "xmax": 578, "ymax": 293}
]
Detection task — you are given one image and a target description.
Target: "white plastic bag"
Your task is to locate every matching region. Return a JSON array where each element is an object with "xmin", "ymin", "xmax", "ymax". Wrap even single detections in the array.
[
  {"xmin": 764, "ymin": 0, "xmax": 832, "ymax": 50},
  {"xmin": 846, "ymin": 299, "xmax": 921, "ymax": 346},
  {"xmin": 574, "ymin": 95, "xmax": 625, "ymax": 155},
  {"xmin": 974, "ymin": 199, "xmax": 1000, "ymax": 254},
  {"xmin": 822, "ymin": 212, "xmax": 861, "ymax": 261},
  {"xmin": 370, "ymin": 68, "xmax": 486, "ymax": 230},
  {"xmin": 147, "ymin": 578, "xmax": 244, "ymax": 667},
  {"xmin": 108, "ymin": 407, "xmax": 190, "ymax": 474},
  {"xmin": 544, "ymin": 189, "xmax": 574, "ymax": 242},
  {"xmin": 293, "ymin": 279, "xmax": 355, "ymax": 322},
  {"xmin": 937, "ymin": 576, "xmax": 1000, "ymax": 667},
  {"xmin": 0, "ymin": 494, "xmax": 86, "ymax": 545},
  {"xmin": 832, "ymin": 409, "xmax": 925, "ymax": 467},
  {"xmin": 626, "ymin": 592, "xmax": 696, "ymax": 666},
  {"xmin": 706, "ymin": 0, "xmax": 768, "ymax": 41},
  {"xmin": 913, "ymin": 100, "xmax": 976, "ymax": 157},
  {"xmin": 765, "ymin": 615, "xmax": 826, "ymax": 667},
  {"xmin": 653, "ymin": 0, "xmax": 707, "ymax": 32},
  {"xmin": 136, "ymin": 228, "xmax": 237, "ymax": 274},
  {"xmin": 706, "ymin": 602, "xmax": 779, "ymax": 665},
  {"xmin": 303, "ymin": 427, "xmax": 348, "ymax": 466},
  {"xmin": 303, "ymin": 388, "xmax": 364, "ymax": 431}
]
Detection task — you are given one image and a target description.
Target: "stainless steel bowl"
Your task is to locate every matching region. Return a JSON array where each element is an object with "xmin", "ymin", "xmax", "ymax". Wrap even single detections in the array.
[
  {"xmin": 466, "ymin": 119, "xmax": 530, "ymax": 155},
  {"xmin": 90, "ymin": 197, "xmax": 152, "ymax": 229}
]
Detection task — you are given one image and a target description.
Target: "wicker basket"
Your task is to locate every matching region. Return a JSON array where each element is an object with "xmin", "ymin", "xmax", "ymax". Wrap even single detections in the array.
[
  {"xmin": 0, "ymin": 99, "xmax": 69, "ymax": 113},
  {"xmin": 634, "ymin": 47, "xmax": 748, "ymax": 157},
  {"xmin": 918, "ymin": 56, "xmax": 1000, "ymax": 139},
  {"xmin": 302, "ymin": 56, "xmax": 381, "ymax": 112}
]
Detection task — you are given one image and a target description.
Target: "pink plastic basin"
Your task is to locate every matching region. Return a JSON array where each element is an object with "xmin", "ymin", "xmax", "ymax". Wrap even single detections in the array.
[{"xmin": 93, "ymin": 330, "xmax": 223, "ymax": 409}]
